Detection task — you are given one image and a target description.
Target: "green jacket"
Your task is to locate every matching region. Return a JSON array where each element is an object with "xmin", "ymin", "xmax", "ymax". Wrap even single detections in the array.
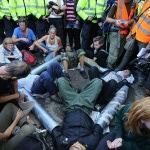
[
  {"xmin": 76, "ymin": 0, "xmax": 106, "ymax": 23},
  {"xmin": 0, "ymin": 8, "xmax": 4, "ymax": 20},
  {"xmin": 0, "ymin": 0, "xmax": 11, "ymax": 18},
  {"xmin": 96, "ymin": 0, "xmax": 106, "ymax": 19},
  {"xmin": 115, "ymin": 103, "xmax": 150, "ymax": 150},
  {"xmin": 9, "ymin": 0, "xmax": 31, "ymax": 21},
  {"xmin": 30, "ymin": 0, "xmax": 49, "ymax": 19}
]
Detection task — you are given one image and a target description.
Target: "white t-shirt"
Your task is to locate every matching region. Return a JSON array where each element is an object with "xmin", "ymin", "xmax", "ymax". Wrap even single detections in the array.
[
  {"xmin": 49, "ymin": 0, "xmax": 64, "ymax": 18},
  {"xmin": 18, "ymin": 74, "xmax": 39, "ymax": 92}
]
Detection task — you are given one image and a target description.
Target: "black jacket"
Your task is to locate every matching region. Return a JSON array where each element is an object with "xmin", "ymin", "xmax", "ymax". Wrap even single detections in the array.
[{"xmin": 52, "ymin": 109, "xmax": 103, "ymax": 150}]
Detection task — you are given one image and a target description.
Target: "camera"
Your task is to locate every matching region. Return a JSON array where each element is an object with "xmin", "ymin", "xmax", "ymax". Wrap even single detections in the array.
[
  {"xmin": 130, "ymin": 57, "xmax": 150, "ymax": 79},
  {"xmin": 47, "ymin": 1, "xmax": 62, "ymax": 14}
]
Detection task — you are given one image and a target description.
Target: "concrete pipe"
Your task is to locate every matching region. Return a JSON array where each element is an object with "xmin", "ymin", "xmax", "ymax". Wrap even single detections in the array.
[
  {"xmin": 31, "ymin": 55, "xmax": 61, "ymax": 75},
  {"xmin": 20, "ymin": 88, "xmax": 59, "ymax": 132},
  {"xmin": 96, "ymin": 85, "xmax": 129, "ymax": 129}
]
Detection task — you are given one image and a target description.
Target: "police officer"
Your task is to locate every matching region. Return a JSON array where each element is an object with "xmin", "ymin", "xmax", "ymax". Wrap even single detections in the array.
[
  {"xmin": 76, "ymin": 0, "xmax": 106, "ymax": 51},
  {"xmin": 30, "ymin": 0, "xmax": 49, "ymax": 39}
]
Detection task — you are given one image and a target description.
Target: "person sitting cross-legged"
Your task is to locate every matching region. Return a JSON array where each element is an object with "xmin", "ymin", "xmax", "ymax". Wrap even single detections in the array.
[
  {"xmin": 18, "ymin": 62, "xmax": 65, "ymax": 103},
  {"xmin": 85, "ymin": 36, "xmax": 108, "ymax": 69},
  {"xmin": 61, "ymin": 45, "xmax": 88, "ymax": 79},
  {"xmin": 12, "ymin": 18, "xmax": 36, "ymax": 52}
]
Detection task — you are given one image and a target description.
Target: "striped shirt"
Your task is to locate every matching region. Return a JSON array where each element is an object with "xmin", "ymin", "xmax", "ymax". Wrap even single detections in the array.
[{"xmin": 66, "ymin": 0, "xmax": 76, "ymax": 21}]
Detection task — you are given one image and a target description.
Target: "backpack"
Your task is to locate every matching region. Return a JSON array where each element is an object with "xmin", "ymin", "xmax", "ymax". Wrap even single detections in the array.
[
  {"xmin": 21, "ymin": 50, "xmax": 38, "ymax": 67},
  {"xmin": 15, "ymin": 132, "xmax": 50, "ymax": 150}
]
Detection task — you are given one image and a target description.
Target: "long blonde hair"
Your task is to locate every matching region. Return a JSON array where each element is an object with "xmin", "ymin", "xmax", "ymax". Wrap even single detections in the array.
[{"xmin": 125, "ymin": 97, "xmax": 150, "ymax": 135}]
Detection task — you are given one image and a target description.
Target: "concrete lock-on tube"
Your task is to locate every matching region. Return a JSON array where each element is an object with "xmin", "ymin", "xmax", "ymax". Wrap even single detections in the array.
[
  {"xmin": 31, "ymin": 55, "xmax": 61, "ymax": 75},
  {"xmin": 95, "ymin": 85, "xmax": 129, "ymax": 129},
  {"xmin": 21, "ymin": 88, "xmax": 60, "ymax": 132}
]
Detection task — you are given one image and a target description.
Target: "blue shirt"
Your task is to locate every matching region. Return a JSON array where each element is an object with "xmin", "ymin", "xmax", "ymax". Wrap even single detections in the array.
[{"xmin": 13, "ymin": 27, "xmax": 36, "ymax": 45}]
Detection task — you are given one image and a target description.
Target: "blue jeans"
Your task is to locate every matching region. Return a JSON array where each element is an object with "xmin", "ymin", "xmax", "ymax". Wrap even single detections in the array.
[
  {"xmin": 39, "ymin": 42, "xmax": 57, "ymax": 62},
  {"xmin": 66, "ymin": 21, "xmax": 80, "ymax": 29},
  {"xmin": 31, "ymin": 62, "xmax": 64, "ymax": 95}
]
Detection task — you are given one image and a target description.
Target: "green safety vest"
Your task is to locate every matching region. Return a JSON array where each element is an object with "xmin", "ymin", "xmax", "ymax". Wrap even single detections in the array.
[
  {"xmin": 30, "ymin": 0, "xmax": 49, "ymax": 19},
  {"xmin": 96, "ymin": 0, "xmax": 106, "ymax": 19},
  {"xmin": 76, "ymin": 0, "xmax": 106, "ymax": 23},
  {"xmin": 9, "ymin": 0, "xmax": 31, "ymax": 21},
  {"xmin": 0, "ymin": 9, "xmax": 4, "ymax": 19},
  {"xmin": 76, "ymin": 0, "xmax": 97, "ymax": 23},
  {"xmin": 0, "ymin": 0, "xmax": 11, "ymax": 17}
]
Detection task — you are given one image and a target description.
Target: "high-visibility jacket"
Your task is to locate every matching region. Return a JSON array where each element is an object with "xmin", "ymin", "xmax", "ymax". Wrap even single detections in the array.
[
  {"xmin": 76, "ymin": 0, "xmax": 97, "ymax": 23},
  {"xmin": 115, "ymin": 0, "xmax": 138, "ymax": 35},
  {"xmin": 0, "ymin": 5, "xmax": 4, "ymax": 19},
  {"xmin": 9, "ymin": 0, "xmax": 31, "ymax": 21},
  {"xmin": 131, "ymin": 0, "xmax": 150, "ymax": 43},
  {"xmin": 0, "ymin": 0, "xmax": 11, "ymax": 17},
  {"xmin": 96, "ymin": 0, "xmax": 107, "ymax": 19},
  {"xmin": 30, "ymin": 0, "xmax": 49, "ymax": 19},
  {"xmin": 0, "ymin": 10, "xmax": 4, "ymax": 20}
]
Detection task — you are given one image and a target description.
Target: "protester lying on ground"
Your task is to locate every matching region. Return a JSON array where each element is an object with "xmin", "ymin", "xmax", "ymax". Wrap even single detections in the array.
[
  {"xmin": 61, "ymin": 44, "xmax": 88, "ymax": 79},
  {"xmin": 0, "ymin": 60, "xmax": 31, "ymax": 111},
  {"xmin": 88, "ymin": 66, "xmax": 134, "ymax": 105},
  {"xmin": 52, "ymin": 77, "xmax": 104, "ymax": 150},
  {"xmin": 34, "ymin": 25, "xmax": 63, "ymax": 62},
  {"xmin": 0, "ymin": 103, "xmax": 35, "ymax": 150},
  {"xmin": 0, "ymin": 38, "xmax": 22, "ymax": 63},
  {"xmin": 18, "ymin": 62, "xmax": 65, "ymax": 103},
  {"xmin": 12, "ymin": 17, "xmax": 36, "ymax": 52},
  {"xmin": 95, "ymin": 97, "xmax": 150, "ymax": 150},
  {"xmin": 85, "ymin": 36, "xmax": 108, "ymax": 68}
]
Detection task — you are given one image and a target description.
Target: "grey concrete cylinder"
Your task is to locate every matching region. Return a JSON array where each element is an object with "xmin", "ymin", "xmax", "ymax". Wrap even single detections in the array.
[
  {"xmin": 20, "ymin": 88, "xmax": 59, "ymax": 132},
  {"xmin": 31, "ymin": 55, "xmax": 61, "ymax": 75},
  {"xmin": 96, "ymin": 85, "xmax": 129, "ymax": 129}
]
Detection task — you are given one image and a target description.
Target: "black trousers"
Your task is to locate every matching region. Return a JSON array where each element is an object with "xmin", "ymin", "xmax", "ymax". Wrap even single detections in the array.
[
  {"xmin": 4, "ymin": 18, "xmax": 17, "ymax": 37},
  {"xmin": 81, "ymin": 22, "xmax": 98, "ymax": 50},
  {"xmin": 0, "ymin": 19, "xmax": 5, "ymax": 44},
  {"xmin": 36, "ymin": 19, "xmax": 49, "ymax": 39},
  {"xmin": 88, "ymin": 66, "xmax": 118, "ymax": 105},
  {"xmin": 66, "ymin": 28, "xmax": 81, "ymax": 50}
]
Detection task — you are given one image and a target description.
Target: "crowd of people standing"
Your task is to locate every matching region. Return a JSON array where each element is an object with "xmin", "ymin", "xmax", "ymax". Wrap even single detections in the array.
[{"xmin": 1, "ymin": 0, "xmax": 150, "ymax": 150}]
